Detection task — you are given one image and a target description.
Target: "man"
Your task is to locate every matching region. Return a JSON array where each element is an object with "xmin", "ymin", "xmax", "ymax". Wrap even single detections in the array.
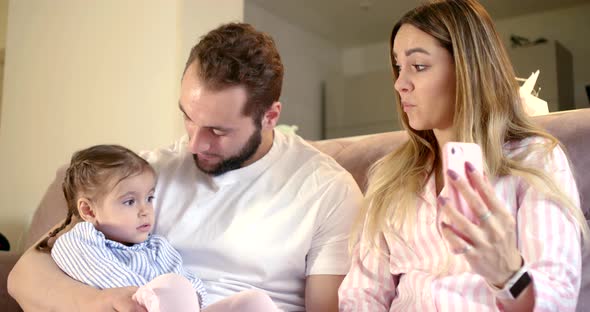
[{"xmin": 8, "ymin": 23, "xmax": 362, "ymax": 311}]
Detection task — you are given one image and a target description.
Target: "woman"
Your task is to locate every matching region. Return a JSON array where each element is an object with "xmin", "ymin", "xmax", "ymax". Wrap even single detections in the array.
[{"xmin": 338, "ymin": 0, "xmax": 588, "ymax": 311}]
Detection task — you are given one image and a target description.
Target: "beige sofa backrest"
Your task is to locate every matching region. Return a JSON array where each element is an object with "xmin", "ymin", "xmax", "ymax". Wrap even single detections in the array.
[
  {"xmin": 25, "ymin": 108, "xmax": 590, "ymax": 311},
  {"xmin": 312, "ymin": 109, "xmax": 590, "ymax": 216}
]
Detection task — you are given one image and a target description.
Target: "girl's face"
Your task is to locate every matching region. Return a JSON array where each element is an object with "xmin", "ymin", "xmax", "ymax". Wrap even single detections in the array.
[
  {"xmin": 92, "ymin": 170, "xmax": 156, "ymax": 245},
  {"xmin": 392, "ymin": 24, "xmax": 456, "ymax": 132}
]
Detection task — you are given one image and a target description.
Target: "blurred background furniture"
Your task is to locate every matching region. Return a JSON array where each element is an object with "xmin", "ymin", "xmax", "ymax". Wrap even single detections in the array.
[
  {"xmin": 509, "ymin": 40, "xmax": 575, "ymax": 112},
  {"xmin": 0, "ymin": 233, "xmax": 9, "ymax": 251}
]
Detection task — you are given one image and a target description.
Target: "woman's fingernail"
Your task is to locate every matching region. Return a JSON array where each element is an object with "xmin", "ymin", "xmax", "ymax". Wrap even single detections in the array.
[
  {"xmin": 447, "ymin": 169, "xmax": 459, "ymax": 180},
  {"xmin": 437, "ymin": 196, "xmax": 447, "ymax": 206},
  {"xmin": 465, "ymin": 161, "xmax": 475, "ymax": 173}
]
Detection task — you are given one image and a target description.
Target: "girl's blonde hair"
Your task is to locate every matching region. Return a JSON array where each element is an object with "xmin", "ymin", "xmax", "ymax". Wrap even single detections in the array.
[
  {"xmin": 353, "ymin": 0, "xmax": 588, "ymax": 255},
  {"xmin": 36, "ymin": 145, "xmax": 154, "ymax": 252}
]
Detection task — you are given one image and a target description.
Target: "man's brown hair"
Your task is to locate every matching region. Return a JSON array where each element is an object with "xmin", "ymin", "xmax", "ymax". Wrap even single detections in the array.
[{"xmin": 184, "ymin": 23, "xmax": 284, "ymax": 125}]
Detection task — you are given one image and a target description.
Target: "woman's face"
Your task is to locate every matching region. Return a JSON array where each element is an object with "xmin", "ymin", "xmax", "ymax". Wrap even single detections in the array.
[{"xmin": 392, "ymin": 24, "xmax": 456, "ymax": 132}]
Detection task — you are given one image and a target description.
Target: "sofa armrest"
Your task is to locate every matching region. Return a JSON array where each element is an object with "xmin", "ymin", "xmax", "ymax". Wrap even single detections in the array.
[
  {"xmin": 24, "ymin": 166, "xmax": 68, "ymax": 250},
  {"xmin": 0, "ymin": 252, "xmax": 23, "ymax": 311}
]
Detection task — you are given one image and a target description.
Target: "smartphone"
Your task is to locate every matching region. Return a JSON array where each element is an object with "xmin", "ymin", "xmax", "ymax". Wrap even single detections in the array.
[{"xmin": 442, "ymin": 142, "xmax": 484, "ymax": 224}]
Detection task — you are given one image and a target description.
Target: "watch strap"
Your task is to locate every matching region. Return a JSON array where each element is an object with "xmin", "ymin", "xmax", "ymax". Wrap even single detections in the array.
[{"xmin": 488, "ymin": 262, "xmax": 531, "ymax": 300}]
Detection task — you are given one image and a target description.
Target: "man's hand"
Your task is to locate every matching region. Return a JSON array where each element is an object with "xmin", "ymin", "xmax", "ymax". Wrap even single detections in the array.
[{"xmin": 92, "ymin": 287, "xmax": 147, "ymax": 312}]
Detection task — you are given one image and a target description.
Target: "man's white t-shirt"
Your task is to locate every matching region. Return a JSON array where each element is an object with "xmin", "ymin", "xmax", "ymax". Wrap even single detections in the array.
[{"xmin": 141, "ymin": 131, "xmax": 362, "ymax": 311}]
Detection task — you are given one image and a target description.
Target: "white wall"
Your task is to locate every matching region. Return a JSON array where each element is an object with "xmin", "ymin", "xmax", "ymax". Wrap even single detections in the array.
[
  {"xmin": 341, "ymin": 41, "xmax": 390, "ymax": 77},
  {"xmin": 0, "ymin": 0, "xmax": 6, "ymax": 47},
  {"xmin": 0, "ymin": 0, "xmax": 243, "ymax": 251},
  {"xmin": 325, "ymin": 70, "xmax": 399, "ymax": 138},
  {"xmin": 177, "ymin": 0, "xmax": 245, "ymax": 136},
  {"xmin": 341, "ymin": 3, "xmax": 590, "ymax": 108},
  {"xmin": 244, "ymin": 2, "xmax": 341, "ymax": 140},
  {"xmin": 0, "ymin": 0, "xmax": 8, "ymax": 131},
  {"xmin": 325, "ymin": 40, "xmax": 398, "ymax": 139}
]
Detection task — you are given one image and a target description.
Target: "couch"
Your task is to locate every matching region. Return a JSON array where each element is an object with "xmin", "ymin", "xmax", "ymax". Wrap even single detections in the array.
[{"xmin": 2, "ymin": 108, "xmax": 589, "ymax": 311}]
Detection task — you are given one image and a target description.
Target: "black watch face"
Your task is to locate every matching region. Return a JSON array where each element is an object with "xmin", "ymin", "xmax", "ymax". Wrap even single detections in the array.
[{"xmin": 510, "ymin": 271, "xmax": 532, "ymax": 298}]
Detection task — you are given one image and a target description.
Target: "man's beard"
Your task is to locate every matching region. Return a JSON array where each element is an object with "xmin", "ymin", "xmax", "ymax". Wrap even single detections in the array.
[{"xmin": 193, "ymin": 128, "xmax": 262, "ymax": 176}]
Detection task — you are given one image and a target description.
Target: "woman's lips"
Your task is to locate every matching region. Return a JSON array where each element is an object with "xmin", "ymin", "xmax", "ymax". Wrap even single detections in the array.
[{"xmin": 402, "ymin": 102, "xmax": 416, "ymax": 112}]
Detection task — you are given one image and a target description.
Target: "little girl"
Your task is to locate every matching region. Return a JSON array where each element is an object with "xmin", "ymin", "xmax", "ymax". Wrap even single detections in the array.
[{"xmin": 37, "ymin": 144, "xmax": 278, "ymax": 312}]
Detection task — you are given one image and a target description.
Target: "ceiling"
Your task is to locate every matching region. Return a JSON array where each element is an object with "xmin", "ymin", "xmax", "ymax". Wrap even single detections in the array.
[{"xmin": 248, "ymin": 0, "xmax": 590, "ymax": 48}]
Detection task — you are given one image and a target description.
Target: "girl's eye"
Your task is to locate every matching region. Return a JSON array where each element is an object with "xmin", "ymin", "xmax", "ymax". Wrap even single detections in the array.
[
  {"xmin": 147, "ymin": 195, "xmax": 155, "ymax": 203},
  {"xmin": 123, "ymin": 199, "xmax": 136, "ymax": 206},
  {"xmin": 394, "ymin": 64, "xmax": 401, "ymax": 72}
]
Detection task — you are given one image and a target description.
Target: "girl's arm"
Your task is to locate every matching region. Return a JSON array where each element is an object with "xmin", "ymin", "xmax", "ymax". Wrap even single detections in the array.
[{"xmin": 8, "ymin": 221, "xmax": 145, "ymax": 311}]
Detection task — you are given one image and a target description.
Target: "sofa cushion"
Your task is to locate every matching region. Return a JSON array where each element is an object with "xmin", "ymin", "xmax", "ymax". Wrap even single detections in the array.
[{"xmin": 535, "ymin": 109, "xmax": 590, "ymax": 217}]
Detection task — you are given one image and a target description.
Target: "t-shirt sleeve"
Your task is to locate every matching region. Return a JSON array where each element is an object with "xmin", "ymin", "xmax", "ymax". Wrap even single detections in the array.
[
  {"xmin": 306, "ymin": 172, "xmax": 363, "ymax": 276},
  {"xmin": 51, "ymin": 222, "xmax": 148, "ymax": 288}
]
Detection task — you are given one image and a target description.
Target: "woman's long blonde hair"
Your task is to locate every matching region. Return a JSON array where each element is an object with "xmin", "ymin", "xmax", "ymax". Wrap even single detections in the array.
[{"xmin": 353, "ymin": 0, "xmax": 589, "ymax": 253}]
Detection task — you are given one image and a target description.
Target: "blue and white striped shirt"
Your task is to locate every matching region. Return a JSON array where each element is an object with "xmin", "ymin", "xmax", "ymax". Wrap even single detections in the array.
[{"xmin": 52, "ymin": 222, "xmax": 208, "ymax": 307}]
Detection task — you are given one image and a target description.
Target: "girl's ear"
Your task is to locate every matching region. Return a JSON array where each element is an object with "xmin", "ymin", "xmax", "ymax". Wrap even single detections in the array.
[{"xmin": 77, "ymin": 198, "xmax": 97, "ymax": 223}]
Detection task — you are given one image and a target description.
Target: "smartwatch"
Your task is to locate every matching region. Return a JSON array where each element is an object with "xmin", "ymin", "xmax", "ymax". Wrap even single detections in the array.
[{"xmin": 489, "ymin": 262, "xmax": 532, "ymax": 300}]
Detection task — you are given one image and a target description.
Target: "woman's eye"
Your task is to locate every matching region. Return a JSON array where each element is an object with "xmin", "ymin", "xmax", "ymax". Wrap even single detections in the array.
[
  {"xmin": 147, "ymin": 195, "xmax": 155, "ymax": 203},
  {"xmin": 414, "ymin": 64, "xmax": 427, "ymax": 72},
  {"xmin": 123, "ymin": 199, "xmax": 136, "ymax": 206},
  {"xmin": 394, "ymin": 64, "xmax": 401, "ymax": 72}
]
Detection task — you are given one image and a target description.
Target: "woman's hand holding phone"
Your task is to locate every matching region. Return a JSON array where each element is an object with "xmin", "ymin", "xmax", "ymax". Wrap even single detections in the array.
[
  {"xmin": 441, "ymin": 142, "xmax": 484, "ymax": 224},
  {"xmin": 438, "ymin": 142, "xmax": 523, "ymax": 289}
]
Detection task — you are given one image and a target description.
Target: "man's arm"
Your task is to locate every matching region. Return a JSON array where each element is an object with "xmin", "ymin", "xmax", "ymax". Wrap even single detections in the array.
[
  {"xmin": 305, "ymin": 274, "xmax": 345, "ymax": 312},
  {"xmin": 303, "ymin": 172, "xmax": 363, "ymax": 312},
  {"xmin": 7, "ymin": 224, "xmax": 144, "ymax": 311},
  {"xmin": 8, "ymin": 244, "xmax": 101, "ymax": 311}
]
